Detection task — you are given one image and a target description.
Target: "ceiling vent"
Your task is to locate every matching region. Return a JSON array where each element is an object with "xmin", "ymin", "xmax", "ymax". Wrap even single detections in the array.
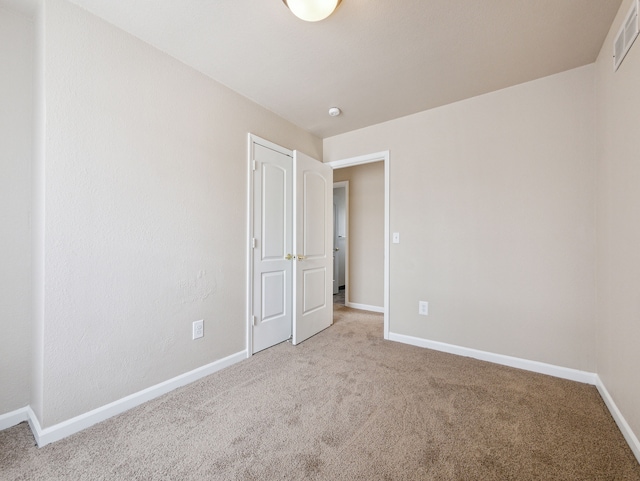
[{"xmin": 614, "ymin": 0, "xmax": 639, "ymax": 71}]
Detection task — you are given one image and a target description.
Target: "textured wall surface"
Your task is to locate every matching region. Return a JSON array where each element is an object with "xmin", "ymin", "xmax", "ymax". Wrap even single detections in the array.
[
  {"xmin": 595, "ymin": 0, "xmax": 640, "ymax": 448},
  {"xmin": 37, "ymin": 0, "xmax": 320, "ymax": 427},
  {"xmin": 7, "ymin": 0, "xmax": 637, "ymax": 453},
  {"xmin": 0, "ymin": 6, "xmax": 33, "ymax": 415},
  {"xmin": 333, "ymin": 163, "xmax": 384, "ymax": 308},
  {"xmin": 324, "ymin": 65, "xmax": 597, "ymax": 372}
]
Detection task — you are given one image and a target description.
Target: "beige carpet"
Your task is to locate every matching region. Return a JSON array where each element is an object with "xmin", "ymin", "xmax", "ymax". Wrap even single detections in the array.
[{"xmin": 2, "ymin": 305, "xmax": 639, "ymax": 480}]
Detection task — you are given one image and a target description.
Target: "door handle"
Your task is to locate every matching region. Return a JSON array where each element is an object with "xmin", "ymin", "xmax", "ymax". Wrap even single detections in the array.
[
  {"xmin": 285, "ymin": 254, "xmax": 294, "ymax": 260},
  {"xmin": 297, "ymin": 255, "xmax": 307, "ymax": 260},
  {"xmin": 334, "ymin": 247, "xmax": 339, "ymax": 252}
]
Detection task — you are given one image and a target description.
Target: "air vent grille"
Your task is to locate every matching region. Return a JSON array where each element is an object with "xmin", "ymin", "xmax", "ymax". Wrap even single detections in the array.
[{"xmin": 614, "ymin": 0, "xmax": 639, "ymax": 71}]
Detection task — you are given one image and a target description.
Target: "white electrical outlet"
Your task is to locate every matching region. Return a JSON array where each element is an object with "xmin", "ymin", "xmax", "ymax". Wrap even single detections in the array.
[
  {"xmin": 419, "ymin": 301, "xmax": 429, "ymax": 316},
  {"xmin": 192, "ymin": 320, "xmax": 204, "ymax": 340}
]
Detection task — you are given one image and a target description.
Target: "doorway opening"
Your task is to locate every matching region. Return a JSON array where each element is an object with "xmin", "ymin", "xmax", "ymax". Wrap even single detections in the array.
[
  {"xmin": 327, "ymin": 151, "xmax": 390, "ymax": 339},
  {"xmin": 333, "ymin": 181, "xmax": 348, "ymax": 306}
]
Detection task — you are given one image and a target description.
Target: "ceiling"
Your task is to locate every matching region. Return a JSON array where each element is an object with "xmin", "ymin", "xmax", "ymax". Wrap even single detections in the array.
[{"xmin": 3, "ymin": 0, "xmax": 623, "ymax": 138}]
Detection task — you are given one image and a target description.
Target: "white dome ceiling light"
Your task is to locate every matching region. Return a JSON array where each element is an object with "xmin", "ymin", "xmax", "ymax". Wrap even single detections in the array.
[
  {"xmin": 328, "ymin": 107, "xmax": 341, "ymax": 117},
  {"xmin": 282, "ymin": 0, "xmax": 342, "ymax": 22}
]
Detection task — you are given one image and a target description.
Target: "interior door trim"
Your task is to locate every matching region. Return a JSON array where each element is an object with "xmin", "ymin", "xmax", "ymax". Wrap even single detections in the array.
[
  {"xmin": 332, "ymin": 181, "xmax": 349, "ymax": 298},
  {"xmin": 326, "ymin": 151, "xmax": 390, "ymax": 340}
]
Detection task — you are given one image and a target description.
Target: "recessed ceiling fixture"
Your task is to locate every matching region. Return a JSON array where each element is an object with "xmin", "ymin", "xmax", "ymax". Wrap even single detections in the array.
[
  {"xmin": 282, "ymin": 0, "xmax": 342, "ymax": 22},
  {"xmin": 328, "ymin": 107, "xmax": 341, "ymax": 117}
]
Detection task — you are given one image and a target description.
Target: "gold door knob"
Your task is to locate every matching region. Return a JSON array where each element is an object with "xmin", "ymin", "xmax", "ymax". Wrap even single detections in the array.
[
  {"xmin": 334, "ymin": 247, "xmax": 339, "ymax": 252},
  {"xmin": 297, "ymin": 255, "xmax": 307, "ymax": 260},
  {"xmin": 285, "ymin": 254, "xmax": 294, "ymax": 260}
]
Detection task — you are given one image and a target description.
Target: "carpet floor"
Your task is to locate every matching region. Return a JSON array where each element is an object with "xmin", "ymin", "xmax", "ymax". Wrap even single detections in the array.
[{"xmin": 2, "ymin": 305, "xmax": 639, "ymax": 480}]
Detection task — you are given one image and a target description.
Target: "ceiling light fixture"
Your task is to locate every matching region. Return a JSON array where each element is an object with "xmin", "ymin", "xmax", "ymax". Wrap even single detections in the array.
[
  {"xmin": 328, "ymin": 107, "xmax": 341, "ymax": 117},
  {"xmin": 282, "ymin": 0, "xmax": 342, "ymax": 22}
]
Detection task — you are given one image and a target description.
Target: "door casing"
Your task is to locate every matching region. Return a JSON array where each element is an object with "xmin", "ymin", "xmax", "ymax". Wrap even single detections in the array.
[
  {"xmin": 332, "ymin": 182, "xmax": 348, "ymax": 297},
  {"xmin": 327, "ymin": 152, "xmax": 390, "ymax": 340}
]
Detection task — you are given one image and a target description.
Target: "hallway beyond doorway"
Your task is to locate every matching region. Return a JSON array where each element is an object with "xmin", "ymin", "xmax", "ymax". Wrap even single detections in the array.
[{"xmin": 333, "ymin": 287, "xmax": 345, "ymax": 306}]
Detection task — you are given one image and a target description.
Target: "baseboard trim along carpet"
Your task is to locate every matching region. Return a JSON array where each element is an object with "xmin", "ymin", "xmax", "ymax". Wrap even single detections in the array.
[
  {"xmin": 21, "ymin": 350, "xmax": 247, "ymax": 447},
  {"xmin": 596, "ymin": 375, "xmax": 640, "ymax": 463},
  {"xmin": 389, "ymin": 331, "xmax": 640, "ymax": 465},
  {"xmin": 3, "ymin": 336, "xmax": 639, "ymax": 466},
  {"xmin": 345, "ymin": 302, "xmax": 384, "ymax": 313},
  {"xmin": 388, "ymin": 332, "xmax": 597, "ymax": 384},
  {"xmin": 0, "ymin": 406, "xmax": 30, "ymax": 431}
]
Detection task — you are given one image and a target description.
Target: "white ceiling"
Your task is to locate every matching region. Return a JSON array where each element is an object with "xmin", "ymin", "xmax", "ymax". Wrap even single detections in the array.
[{"xmin": 3, "ymin": 0, "xmax": 623, "ymax": 138}]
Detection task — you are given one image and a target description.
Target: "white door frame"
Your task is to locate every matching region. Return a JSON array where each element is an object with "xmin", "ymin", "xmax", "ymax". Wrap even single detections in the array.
[
  {"xmin": 332, "ymin": 181, "xmax": 349, "ymax": 299},
  {"xmin": 327, "ymin": 151, "xmax": 390, "ymax": 340},
  {"xmin": 246, "ymin": 134, "xmax": 294, "ymax": 357}
]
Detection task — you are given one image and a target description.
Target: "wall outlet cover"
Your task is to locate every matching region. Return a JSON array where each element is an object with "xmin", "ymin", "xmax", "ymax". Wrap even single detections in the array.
[
  {"xmin": 419, "ymin": 301, "xmax": 429, "ymax": 316},
  {"xmin": 193, "ymin": 320, "xmax": 204, "ymax": 339}
]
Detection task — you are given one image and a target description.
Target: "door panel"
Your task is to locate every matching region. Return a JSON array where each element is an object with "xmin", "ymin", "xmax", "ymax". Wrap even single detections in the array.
[
  {"xmin": 261, "ymin": 271, "xmax": 285, "ymax": 321},
  {"xmin": 252, "ymin": 143, "xmax": 293, "ymax": 353},
  {"xmin": 303, "ymin": 267, "xmax": 326, "ymax": 313},
  {"xmin": 293, "ymin": 150, "xmax": 333, "ymax": 345},
  {"xmin": 262, "ymin": 163, "xmax": 286, "ymax": 259},
  {"xmin": 303, "ymin": 172, "xmax": 327, "ymax": 256}
]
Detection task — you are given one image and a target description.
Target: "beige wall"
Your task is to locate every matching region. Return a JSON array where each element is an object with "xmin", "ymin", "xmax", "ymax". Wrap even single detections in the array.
[
  {"xmin": 325, "ymin": 65, "xmax": 597, "ymax": 372},
  {"xmin": 595, "ymin": 0, "xmax": 640, "ymax": 446},
  {"xmin": 30, "ymin": 0, "xmax": 321, "ymax": 427},
  {"xmin": 4, "ymin": 0, "xmax": 638, "ymax": 452},
  {"xmin": 0, "ymin": 6, "xmax": 33, "ymax": 415},
  {"xmin": 334, "ymin": 163, "xmax": 384, "ymax": 308}
]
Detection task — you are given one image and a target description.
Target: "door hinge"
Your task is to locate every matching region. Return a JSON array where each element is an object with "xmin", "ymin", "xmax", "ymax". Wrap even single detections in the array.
[
  {"xmin": 252, "ymin": 160, "xmax": 257, "ymax": 171},
  {"xmin": 252, "ymin": 315, "xmax": 258, "ymax": 326},
  {"xmin": 252, "ymin": 237, "xmax": 257, "ymax": 248}
]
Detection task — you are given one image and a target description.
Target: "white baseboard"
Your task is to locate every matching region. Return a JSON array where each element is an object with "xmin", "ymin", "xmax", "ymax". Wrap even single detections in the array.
[
  {"xmin": 388, "ymin": 332, "xmax": 640, "ymax": 463},
  {"xmin": 0, "ymin": 406, "xmax": 30, "ymax": 431},
  {"xmin": 6, "ymin": 339, "xmax": 640, "ymax": 466},
  {"xmin": 388, "ymin": 332, "xmax": 597, "ymax": 385},
  {"xmin": 595, "ymin": 375, "xmax": 640, "ymax": 464},
  {"xmin": 345, "ymin": 302, "xmax": 385, "ymax": 313},
  {"xmin": 26, "ymin": 350, "xmax": 247, "ymax": 447}
]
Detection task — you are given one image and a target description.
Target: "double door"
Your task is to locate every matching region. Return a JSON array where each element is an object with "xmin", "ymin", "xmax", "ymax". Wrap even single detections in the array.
[{"xmin": 251, "ymin": 138, "xmax": 333, "ymax": 353}]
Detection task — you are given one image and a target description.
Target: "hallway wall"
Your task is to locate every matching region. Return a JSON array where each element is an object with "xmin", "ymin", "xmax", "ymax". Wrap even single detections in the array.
[{"xmin": 334, "ymin": 163, "xmax": 384, "ymax": 309}]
